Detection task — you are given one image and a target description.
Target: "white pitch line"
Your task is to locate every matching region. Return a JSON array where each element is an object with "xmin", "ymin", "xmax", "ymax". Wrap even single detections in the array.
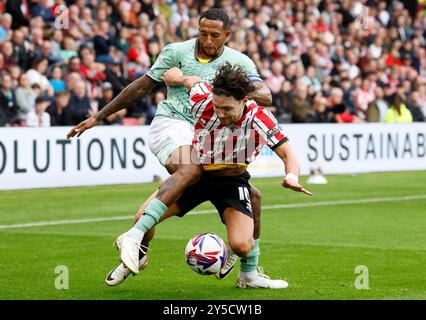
[{"xmin": 0, "ymin": 194, "xmax": 425, "ymax": 230}]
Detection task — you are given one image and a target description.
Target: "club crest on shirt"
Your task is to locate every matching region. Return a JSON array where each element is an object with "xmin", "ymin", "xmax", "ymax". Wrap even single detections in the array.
[{"xmin": 229, "ymin": 125, "xmax": 241, "ymax": 135}]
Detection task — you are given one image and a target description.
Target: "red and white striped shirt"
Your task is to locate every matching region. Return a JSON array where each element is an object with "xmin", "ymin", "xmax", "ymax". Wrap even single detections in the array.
[{"xmin": 190, "ymin": 81, "xmax": 288, "ymax": 168}]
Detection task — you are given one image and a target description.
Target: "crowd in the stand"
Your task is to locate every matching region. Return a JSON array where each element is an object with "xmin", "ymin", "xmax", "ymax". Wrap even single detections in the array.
[{"xmin": 0, "ymin": 0, "xmax": 425, "ymax": 128}]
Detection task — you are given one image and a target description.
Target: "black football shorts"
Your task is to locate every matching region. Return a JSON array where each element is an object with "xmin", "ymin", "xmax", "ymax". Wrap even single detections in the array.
[{"xmin": 176, "ymin": 171, "xmax": 253, "ymax": 223}]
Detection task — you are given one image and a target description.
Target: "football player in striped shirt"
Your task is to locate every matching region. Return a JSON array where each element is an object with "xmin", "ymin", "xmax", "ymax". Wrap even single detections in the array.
[
  {"xmin": 73, "ymin": 9, "xmax": 276, "ymax": 286},
  {"xmin": 68, "ymin": 8, "xmax": 276, "ymax": 287},
  {"xmin": 114, "ymin": 63, "xmax": 312, "ymax": 289}
]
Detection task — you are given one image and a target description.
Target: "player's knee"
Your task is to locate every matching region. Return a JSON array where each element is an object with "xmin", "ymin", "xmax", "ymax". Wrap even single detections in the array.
[{"xmin": 230, "ymin": 238, "xmax": 254, "ymax": 257}]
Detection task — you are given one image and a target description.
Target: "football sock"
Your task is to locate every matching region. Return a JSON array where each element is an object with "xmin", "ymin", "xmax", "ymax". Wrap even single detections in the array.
[
  {"xmin": 134, "ymin": 198, "xmax": 168, "ymax": 233},
  {"xmin": 126, "ymin": 226, "xmax": 145, "ymax": 242},
  {"xmin": 240, "ymin": 238, "xmax": 260, "ymax": 274}
]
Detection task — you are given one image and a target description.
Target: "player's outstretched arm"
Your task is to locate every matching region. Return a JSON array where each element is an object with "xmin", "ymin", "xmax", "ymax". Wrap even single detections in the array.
[
  {"xmin": 67, "ymin": 75, "xmax": 157, "ymax": 138},
  {"xmin": 251, "ymin": 82, "xmax": 272, "ymax": 106},
  {"xmin": 274, "ymin": 142, "xmax": 313, "ymax": 196},
  {"xmin": 162, "ymin": 67, "xmax": 201, "ymax": 89}
]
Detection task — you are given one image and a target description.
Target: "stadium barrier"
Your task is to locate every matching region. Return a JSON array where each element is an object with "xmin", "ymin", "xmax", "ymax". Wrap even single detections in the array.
[{"xmin": 0, "ymin": 123, "xmax": 425, "ymax": 190}]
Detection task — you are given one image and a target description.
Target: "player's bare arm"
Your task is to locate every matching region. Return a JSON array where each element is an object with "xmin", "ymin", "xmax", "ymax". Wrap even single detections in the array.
[
  {"xmin": 67, "ymin": 75, "xmax": 157, "ymax": 138},
  {"xmin": 274, "ymin": 142, "xmax": 313, "ymax": 196},
  {"xmin": 251, "ymin": 82, "xmax": 272, "ymax": 106},
  {"xmin": 162, "ymin": 67, "xmax": 201, "ymax": 89}
]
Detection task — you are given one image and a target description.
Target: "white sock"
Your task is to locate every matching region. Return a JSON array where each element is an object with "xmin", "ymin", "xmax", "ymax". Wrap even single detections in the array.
[
  {"xmin": 126, "ymin": 226, "xmax": 145, "ymax": 242},
  {"xmin": 239, "ymin": 270, "xmax": 258, "ymax": 281}
]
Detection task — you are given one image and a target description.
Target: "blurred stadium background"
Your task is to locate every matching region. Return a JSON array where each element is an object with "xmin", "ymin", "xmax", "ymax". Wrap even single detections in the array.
[{"xmin": 0, "ymin": 0, "xmax": 425, "ymax": 300}]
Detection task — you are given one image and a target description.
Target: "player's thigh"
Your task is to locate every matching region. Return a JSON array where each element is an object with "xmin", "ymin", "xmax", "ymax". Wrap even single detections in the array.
[
  {"xmin": 148, "ymin": 116, "xmax": 196, "ymax": 171},
  {"xmin": 223, "ymin": 208, "xmax": 254, "ymax": 257},
  {"xmin": 174, "ymin": 175, "xmax": 210, "ymax": 217},
  {"xmin": 165, "ymin": 145, "xmax": 201, "ymax": 174}
]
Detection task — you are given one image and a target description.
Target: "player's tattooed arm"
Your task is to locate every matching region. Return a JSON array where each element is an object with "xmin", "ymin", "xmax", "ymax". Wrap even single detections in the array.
[
  {"xmin": 67, "ymin": 75, "xmax": 158, "ymax": 138},
  {"xmin": 250, "ymin": 82, "xmax": 272, "ymax": 106},
  {"xmin": 95, "ymin": 75, "xmax": 158, "ymax": 121}
]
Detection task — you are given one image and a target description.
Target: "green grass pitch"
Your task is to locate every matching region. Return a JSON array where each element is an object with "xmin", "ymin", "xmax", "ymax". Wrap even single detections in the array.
[{"xmin": 0, "ymin": 171, "xmax": 425, "ymax": 300}]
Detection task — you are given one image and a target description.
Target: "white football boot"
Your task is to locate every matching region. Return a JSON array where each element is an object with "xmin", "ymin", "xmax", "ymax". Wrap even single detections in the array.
[
  {"xmin": 119, "ymin": 228, "xmax": 145, "ymax": 274},
  {"xmin": 106, "ymin": 233, "xmax": 149, "ymax": 286},
  {"xmin": 236, "ymin": 267, "xmax": 289, "ymax": 289},
  {"xmin": 105, "ymin": 256, "xmax": 148, "ymax": 287},
  {"xmin": 215, "ymin": 246, "xmax": 238, "ymax": 279}
]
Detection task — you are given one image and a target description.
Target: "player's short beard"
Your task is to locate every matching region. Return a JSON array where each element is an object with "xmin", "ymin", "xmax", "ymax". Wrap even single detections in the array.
[{"xmin": 198, "ymin": 40, "xmax": 223, "ymax": 59}]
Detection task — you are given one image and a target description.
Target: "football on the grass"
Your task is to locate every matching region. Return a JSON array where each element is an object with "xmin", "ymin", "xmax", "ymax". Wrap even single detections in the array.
[{"xmin": 184, "ymin": 232, "xmax": 227, "ymax": 275}]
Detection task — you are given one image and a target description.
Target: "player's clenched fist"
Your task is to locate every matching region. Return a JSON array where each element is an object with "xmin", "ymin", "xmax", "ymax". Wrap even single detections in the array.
[{"xmin": 162, "ymin": 67, "xmax": 184, "ymax": 86}]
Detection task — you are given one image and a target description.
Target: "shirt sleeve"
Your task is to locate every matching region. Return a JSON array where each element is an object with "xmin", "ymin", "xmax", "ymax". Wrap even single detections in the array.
[
  {"xmin": 189, "ymin": 81, "xmax": 212, "ymax": 117},
  {"xmin": 252, "ymin": 107, "xmax": 288, "ymax": 150},
  {"xmin": 237, "ymin": 55, "xmax": 264, "ymax": 83},
  {"xmin": 146, "ymin": 44, "xmax": 177, "ymax": 82}
]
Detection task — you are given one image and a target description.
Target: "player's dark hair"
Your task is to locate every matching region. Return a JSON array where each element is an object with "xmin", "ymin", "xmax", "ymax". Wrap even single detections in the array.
[
  {"xmin": 212, "ymin": 62, "xmax": 256, "ymax": 101},
  {"xmin": 199, "ymin": 8, "xmax": 230, "ymax": 29}
]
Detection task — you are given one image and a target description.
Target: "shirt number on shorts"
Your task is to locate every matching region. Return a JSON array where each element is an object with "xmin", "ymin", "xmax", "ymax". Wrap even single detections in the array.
[{"xmin": 238, "ymin": 187, "xmax": 252, "ymax": 212}]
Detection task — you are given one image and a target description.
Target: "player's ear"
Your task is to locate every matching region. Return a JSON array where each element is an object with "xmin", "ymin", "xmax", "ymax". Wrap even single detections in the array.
[{"xmin": 224, "ymin": 29, "xmax": 231, "ymax": 40}]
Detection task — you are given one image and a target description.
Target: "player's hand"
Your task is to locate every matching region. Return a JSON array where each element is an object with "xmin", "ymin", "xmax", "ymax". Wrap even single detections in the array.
[
  {"xmin": 281, "ymin": 178, "xmax": 313, "ymax": 196},
  {"xmin": 162, "ymin": 67, "xmax": 184, "ymax": 86},
  {"xmin": 66, "ymin": 116, "xmax": 100, "ymax": 139}
]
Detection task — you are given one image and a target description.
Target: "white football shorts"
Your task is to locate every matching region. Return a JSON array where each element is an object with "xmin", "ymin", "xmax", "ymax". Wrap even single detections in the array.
[{"xmin": 148, "ymin": 115, "xmax": 194, "ymax": 166}]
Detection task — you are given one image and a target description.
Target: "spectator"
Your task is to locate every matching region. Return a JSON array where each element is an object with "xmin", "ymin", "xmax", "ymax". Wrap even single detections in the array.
[
  {"xmin": 328, "ymin": 87, "xmax": 363, "ymax": 123},
  {"xmin": 384, "ymin": 94, "xmax": 413, "ymax": 123},
  {"xmin": 290, "ymin": 81, "xmax": 313, "ymax": 123},
  {"xmin": 2, "ymin": 40, "xmax": 16, "ymax": 69},
  {"xmin": 60, "ymin": 37, "xmax": 78, "ymax": 62},
  {"xmin": 26, "ymin": 96, "xmax": 51, "ymax": 127},
  {"xmin": 366, "ymin": 87, "xmax": 389, "ymax": 122},
  {"xmin": 277, "ymin": 80, "xmax": 292, "ymax": 117},
  {"xmin": 67, "ymin": 79, "xmax": 92, "ymax": 124},
  {"xmin": 26, "ymin": 57, "xmax": 54, "ymax": 96},
  {"xmin": 354, "ymin": 78, "xmax": 376, "ymax": 118},
  {"xmin": 29, "ymin": 0, "xmax": 55, "ymax": 23},
  {"xmin": 0, "ymin": 13, "xmax": 13, "ymax": 41},
  {"xmin": 9, "ymin": 64, "xmax": 22, "ymax": 88},
  {"xmin": 49, "ymin": 66, "xmax": 66, "ymax": 94},
  {"xmin": 265, "ymin": 60, "xmax": 285, "ymax": 107},
  {"xmin": 15, "ymin": 73, "xmax": 36, "ymax": 122},
  {"xmin": 36, "ymin": 40, "xmax": 62, "ymax": 70},
  {"xmin": 97, "ymin": 82, "xmax": 126, "ymax": 125},
  {"xmin": 93, "ymin": 21, "xmax": 116, "ymax": 64},
  {"xmin": 103, "ymin": 60, "xmax": 126, "ymax": 95},
  {"xmin": 50, "ymin": 29, "xmax": 63, "ymax": 58},
  {"xmin": 406, "ymin": 91, "xmax": 425, "ymax": 122},
  {"xmin": 5, "ymin": 0, "xmax": 30, "ymax": 29},
  {"xmin": 46, "ymin": 91, "xmax": 73, "ymax": 126},
  {"xmin": 309, "ymin": 93, "xmax": 333, "ymax": 123},
  {"xmin": 0, "ymin": 72, "xmax": 18, "ymax": 126},
  {"xmin": 145, "ymin": 90, "xmax": 165, "ymax": 125},
  {"xmin": 79, "ymin": 46, "xmax": 106, "ymax": 90},
  {"xmin": 301, "ymin": 66, "xmax": 321, "ymax": 93},
  {"xmin": 127, "ymin": 35, "xmax": 150, "ymax": 80}
]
